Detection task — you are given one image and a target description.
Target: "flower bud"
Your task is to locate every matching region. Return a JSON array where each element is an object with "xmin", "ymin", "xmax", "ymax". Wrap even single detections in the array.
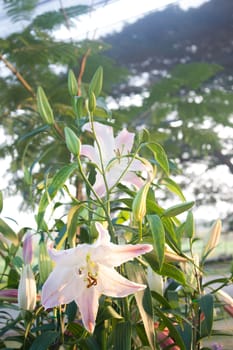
[
  {"xmin": 39, "ymin": 240, "xmax": 53, "ymax": 284},
  {"xmin": 202, "ymin": 219, "xmax": 222, "ymax": 259},
  {"xmin": 18, "ymin": 264, "xmax": 37, "ymax": 311},
  {"xmin": 23, "ymin": 232, "xmax": 33, "ymax": 264},
  {"xmin": 132, "ymin": 182, "xmax": 150, "ymax": 223},
  {"xmin": 64, "ymin": 127, "xmax": 81, "ymax": 156},
  {"xmin": 68, "ymin": 69, "xmax": 78, "ymax": 96},
  {"xmin": 88, "ymin": 91, "xmax": 96, "ymax": 112},
  {"xmin": 89, "ymin": 66, "xmax": 103, "ymax": 97},
  {"xmin": 37, "ymin": 86, "xmax": 55, "ymax": 125}
]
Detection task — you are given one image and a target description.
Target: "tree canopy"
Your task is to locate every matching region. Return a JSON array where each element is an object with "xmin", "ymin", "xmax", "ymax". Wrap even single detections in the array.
[{"xmin": 0, "ymin": 0, "xmax": 232, "ymax": 227}]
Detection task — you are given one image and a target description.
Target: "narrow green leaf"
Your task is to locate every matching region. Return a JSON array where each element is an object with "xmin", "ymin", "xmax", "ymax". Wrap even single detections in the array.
[
  {"xmin": 145, "ymin": 253, "xmax": 186, "ymax": 286},
  {"xmin": 67, "ymin": 322, "xmax": 85, "ymax": 338},
  {"xmin": 89, "ymin": 66, "xmax": 103, "ymax": 97},
  {"xmin": 160, "ymin": 177, "xmax": 186, "ymax": 201},
  {"xmin": 197, "ymin": 293, "xmax": 214, "ymax": 337},
  {"xmin": 29, "ymin": 331, "xmax": 59, "ymax": 350},
  {"xmin": 163, "ymin": 201, "xmax": 195, "ymax": 217},
  {"xmin": 37, "ymin": 163, "xmax": 77, "ymax": 229},
  {"xmin": 176, "ymin": 322, "xmax": 192, "ymax": 350},
  {"xmin": 67, "ymin": 205, "xmax": 83, "ymax": 247},
  {"xmin": 125, "ymin": 262, "xmax": 156, "ymax": 350},
  {"xmin": 113, "ymin": 321, "xmax": 131, "ymax": 350},
  {"xmin": 185, "ymin": 211, "xmax": 195, "ymax": 238},
  {"xmin": 156, "ymin": 308, "xmax": 185, "ymax": 350},
  {"xmin": 146, "ymin": 142, "xmax": 169, "ymax": 176},
  {"xmin": 0, "ymin": 190, "xmax": 3, "ymax": 213},
  {"xmin": 0, "ymin": 218, "xmax": 18, "ymax": 246},
  {"xmin": 18, "ymin": 125, "xmax": 50, "ymax": 142},
  {"xmin": 147, "ymin": 214, "xmax": 165, "ymax": 270},
  {"xmin": 37, "ymin": 86, "xmax": 55, "ymax": 125}
]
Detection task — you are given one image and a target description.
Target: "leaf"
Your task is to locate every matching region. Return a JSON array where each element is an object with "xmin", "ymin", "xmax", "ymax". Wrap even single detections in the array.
[
  {"xmin": 160, "ymin": 177, "xmax": 186, "ymax": 201},
  {"xmin": 67, "ymin": 322, "xmax": 85, "ymax": 338},
  {"xmin": 66, "ymin": 205, "xmax": 83, "ymax": 247},
  {"xmin": 18, "ymin": 125, "xmax": 50, "ymax": 142},
  {"xmin": 163, "ymin": 201, "xmax": 195, "ymax": 217},
  {"xmin": 0, "ymin": 191, "xmax": 2, "ymax": 214},
  {"xmin": 37, "ymin": 163, "xmax": 77, "ymax": 229},
  {"xmin": 113, "ymin": 321, "xmax": 131, "ymax": 350},
  {"xmin": 185, "ymin": 211, "xmax": 195, "ymax": 238},
  {"xmin": 147, "ymin": 215, "xmax": 165, "ymax": 270},
  {"xmin": 155, "ymin": 308, "xmax": 186, "ymax": 350},
  {"xmin": 146, "ymin": 142, "xmax": 169, "ymax": 176},
  {"xmin": 0, "ymin": 218, "xmax": 18, "ymax": 246},
  {"xmin": 175, "ymin": 322, "xmax": 192, "ymax": 350},
  {"xmin": 197, "ymin": 293, "xmax": 214, "ymax": 337},
  {"xmin": 29, "ymin": 331, "xmax": 59, "ymax": 350},
  {"xmin": 125, "ymin": 262, "xmax": 155, "ymax": 350},
  {"xmin": 145, "ymin": 252, "xmax": 186, "ymax": 286}
]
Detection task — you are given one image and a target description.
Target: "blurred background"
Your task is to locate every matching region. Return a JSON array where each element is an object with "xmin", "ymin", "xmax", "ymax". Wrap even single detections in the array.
[{"xmin": 0, "ymin": 0, "xmax": 232, "ymax": 238}]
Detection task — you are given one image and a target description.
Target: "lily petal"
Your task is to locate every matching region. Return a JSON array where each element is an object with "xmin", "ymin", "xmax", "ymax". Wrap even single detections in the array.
[
  {"xmin": 42, "ymin": 266, "xmax": 80, "ymax": 308},
  {"xmin": 81, "ymin": 145, "xmax": 99, "ymax": 166},
  {"xmin": 93, "ymin": 223, "xmax": 152, "ymax": 267},
  {"xmin": 115, "ymin": 129, "xmax": 134, "ymax": 154},
  {"xmin": 75, "ymin": 287, "xmax": 100, "ymax": 333},
  {"xmin": 83, "ymin": 122, "xmax": 115, "ymax": 163},
  {"xmin": 97, "ymin": 264, "xmax": 146, "ymax": 297}
]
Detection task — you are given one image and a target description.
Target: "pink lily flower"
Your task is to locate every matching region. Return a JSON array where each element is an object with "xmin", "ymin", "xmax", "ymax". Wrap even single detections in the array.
[
  {"xmin": 81, "ymin": 122, "xmax": 152, "ymax": 197},
  {"xmin": 41, "ymin": 222, "xmax": 153, "ymax": 333}
]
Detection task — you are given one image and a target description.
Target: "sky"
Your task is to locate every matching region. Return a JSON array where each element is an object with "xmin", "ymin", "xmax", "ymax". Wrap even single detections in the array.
[
  {"xmin": 1, "ymin": 0, "xmax": 220, "ymax": 230},
  {"xmin": 54, "ymin": 0, "xmax": 210, "ymax": 40}
]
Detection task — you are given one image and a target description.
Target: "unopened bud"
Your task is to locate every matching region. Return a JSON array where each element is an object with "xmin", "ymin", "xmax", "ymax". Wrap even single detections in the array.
[
  {"xmin": 37, "ymin": 87, "xmax": 55, "ymax": 125},
  {"xmin": 132, "ymin": 182, "xmax": 150, "ymax": 223},
  {"xmin": 39, "ymin": 240, "xmax": 53, "ymax": 284},
  {"xmin": 164, "ymin": 244, "xmax": 187, "ymax": 263},
  {"xmin": 89, "ymin": 66, "xmax": 103, "ymax": 97},
  {"xmin": 18, "ymin": 264, "xmax": 37, "ymax": 311},
  {"xmin": 68, "ymin": 69, "xmax": 78, "ymax": 96},
  {"xmin": 88, "ymin": 91, "xmax": 96, "ymax": 112},
  {"xmin": 23, "ymin": 233, "xmax": 33, "ymax": 264},
  {"xmin": 202, "ymin": 220, "xmax": 222, "ymax": 259},
  {"xmin": 64, "ymin": 127, "xmax": 81, "ymax": 156}
]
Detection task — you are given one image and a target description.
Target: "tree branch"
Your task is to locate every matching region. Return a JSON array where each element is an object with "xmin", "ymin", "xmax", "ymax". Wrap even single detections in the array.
[
  {"xmin": 77, "ymin": 48, "xmax": 91, "ymax": 96},
  {"xmin": 0, "ymin": 54, "xmax": 35, "ymax": 97}
]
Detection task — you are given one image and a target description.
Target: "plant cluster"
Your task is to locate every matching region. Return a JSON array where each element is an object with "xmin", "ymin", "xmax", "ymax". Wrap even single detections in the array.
[{"xmin": 0, "ymin": 67, "xmax": 232, "ymax": 350}]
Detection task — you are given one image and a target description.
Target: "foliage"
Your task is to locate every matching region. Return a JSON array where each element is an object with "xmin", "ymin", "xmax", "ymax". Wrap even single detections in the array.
[
  {"xmin": 0, "ymin": 1, "xmax": 127, "ymax": 205},
  {"xmin": 0, "ymin": 67, "xmax": 232, "ymax": 350}
]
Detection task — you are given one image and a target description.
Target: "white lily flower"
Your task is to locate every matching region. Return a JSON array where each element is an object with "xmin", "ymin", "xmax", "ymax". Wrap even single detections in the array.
[
  {"xmin": 81, "ymin": 122, "xmax": 152, "ymax": 197},
  {"xmin": 41, "ymin": 222, "xmax": 153, "ymax": 333}
]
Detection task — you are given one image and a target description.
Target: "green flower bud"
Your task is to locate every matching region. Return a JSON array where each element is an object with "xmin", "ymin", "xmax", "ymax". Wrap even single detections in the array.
[
  {"xmin": 132, "ymin": 182, "xmax": 150, "ymax": 223},
  {"xmin": 74, "ymin": 96, "xmax": 84, "ymax": 118},
  {"xmin": 88, "ymin": 91, "xmax": 96, "ymax": 113},
  {"xmin": 64, "ymin": 127, "xmax": 81, "ymax": 156},
  {"xmin": 39, "ymin": 240, "xmax": 53, "ymax": 284},
  {"xmin": 68, "ymin": 69, "xmax": 78, "ymax": 96},
  {"xmin": 37, "ymin": 87, "xmax": 55, "ymax": 125},
  {"xmin": 89, "ymin": 66, "xmax": 103, "ymax": 97}
]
